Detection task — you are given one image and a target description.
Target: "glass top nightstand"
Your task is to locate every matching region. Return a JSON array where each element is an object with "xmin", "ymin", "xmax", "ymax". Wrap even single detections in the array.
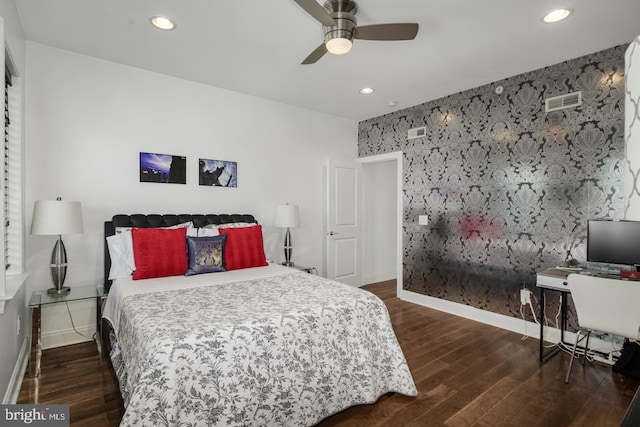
[
  {"xmin": 29, "ymin": 284, "xmax": 104, "ymax": 307},
  {"xmin": 28, "ymin": 284, "xmax": 105, "ymax": 377}
]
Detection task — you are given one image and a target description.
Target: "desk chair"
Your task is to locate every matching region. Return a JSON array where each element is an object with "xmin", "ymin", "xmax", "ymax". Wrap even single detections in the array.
[{"xmin": 565, "ymin": 273, "xmax": 640, "ymax": 383}]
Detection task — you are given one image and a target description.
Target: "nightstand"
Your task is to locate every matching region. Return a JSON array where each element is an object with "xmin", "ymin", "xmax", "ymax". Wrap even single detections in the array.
[{"xmin": 28, "ymin": 284, "xmax": 105, "ymax": 377}]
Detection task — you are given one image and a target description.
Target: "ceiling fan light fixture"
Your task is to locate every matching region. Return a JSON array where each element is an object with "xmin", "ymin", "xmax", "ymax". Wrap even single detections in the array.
[
  {"xmin": 150, "ymin": 16, "xmax": 176, "ymax": 31},
  {"xmin": 326, "ymin": 37, "xmax": 352, "ymax": 55},
  {"xmin": 296, "ymin": 0, "xmax": 418, "ymax": 64},
  {"xmin": 542, "ymin": 9, "xmax": 572, "ymax": 23}
]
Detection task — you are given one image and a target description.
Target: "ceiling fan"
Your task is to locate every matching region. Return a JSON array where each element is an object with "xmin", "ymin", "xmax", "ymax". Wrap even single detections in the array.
[{"xmin": 293, "ymin": 0, "xmax": 419, "ymax": 64}]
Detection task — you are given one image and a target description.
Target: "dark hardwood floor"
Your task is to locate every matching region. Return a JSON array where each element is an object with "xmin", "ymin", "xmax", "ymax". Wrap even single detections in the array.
[{"xmin": 18, "ymin": 280, "xmax": 639, "ymax": 426}]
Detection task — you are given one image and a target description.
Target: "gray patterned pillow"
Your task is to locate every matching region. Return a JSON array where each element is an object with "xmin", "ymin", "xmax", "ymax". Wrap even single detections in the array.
[{"xmin": 185, "ymin": 235, "xmax": 227, "ymax": 276}]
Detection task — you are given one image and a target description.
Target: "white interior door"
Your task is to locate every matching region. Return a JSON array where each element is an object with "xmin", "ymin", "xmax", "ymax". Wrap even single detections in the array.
[{"xmin": 326, "ymin": 158, "xmax": 363, "ymax": 286}]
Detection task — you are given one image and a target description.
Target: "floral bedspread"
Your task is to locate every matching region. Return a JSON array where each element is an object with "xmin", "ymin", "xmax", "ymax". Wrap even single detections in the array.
[{"xmin": 106, "ymin": 271, "xmax": 417, "ymax": 426}]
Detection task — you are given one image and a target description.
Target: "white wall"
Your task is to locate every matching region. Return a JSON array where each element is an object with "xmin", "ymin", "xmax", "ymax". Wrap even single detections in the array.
[
  {"xmin": 363, "ymin": 160, "xmax": 397, "ymax": 284},
  {"xmin": 24, "ymin": 42, "xmax": 357, "ymax": 347},
  {"xmin": 0, "ymin": 0, "xmax": 27, "ymax": 404},
  {"xmin": 0, "ymin": 284, "xmax": 27, "ymax": 403}
]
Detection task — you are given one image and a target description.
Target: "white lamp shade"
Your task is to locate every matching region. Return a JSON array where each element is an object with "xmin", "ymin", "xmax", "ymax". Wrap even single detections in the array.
[
  {"xmin": 31, "ymin": 200, "xmax": 84, "ymax": 235},
  {"xmin": 275, "ymin": 204, "xmax": 300, "ymax": 228}
]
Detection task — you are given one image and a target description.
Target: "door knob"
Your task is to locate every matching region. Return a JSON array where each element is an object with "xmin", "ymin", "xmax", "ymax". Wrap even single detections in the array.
[{"xmin": 328, "ymin": 231, "xmax": 339, "ymax": 236}]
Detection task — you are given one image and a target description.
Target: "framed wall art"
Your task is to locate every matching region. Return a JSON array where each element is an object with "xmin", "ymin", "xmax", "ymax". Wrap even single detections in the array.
[
  {"xmin": 199, "ymin": 158, "xmax": 237, "ymax": 187},
  {"xmin": 140, "ymin": 152, "xmax": 186, "ymax": 184}
]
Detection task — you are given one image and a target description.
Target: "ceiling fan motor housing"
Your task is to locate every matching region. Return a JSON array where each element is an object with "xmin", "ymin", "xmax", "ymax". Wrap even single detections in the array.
[{"xmin": 322, "ymin": 0, "xmax": 358, "ymax": 43}]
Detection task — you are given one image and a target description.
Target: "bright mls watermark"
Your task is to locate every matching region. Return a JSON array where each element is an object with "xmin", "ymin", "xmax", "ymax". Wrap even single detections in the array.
[{"xmin": 1, "ymin": 405, "xmax": 69, "ymax": 426}]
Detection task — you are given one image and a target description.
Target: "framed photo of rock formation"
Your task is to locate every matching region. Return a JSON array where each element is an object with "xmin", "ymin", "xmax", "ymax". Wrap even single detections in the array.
[
  {"xmin": 199, "ymin": 158, "xmax": 237, "ymax": 187},
  {"xmin": 139, "ymin": 152, "xmax": 186, "ymax": 184}
]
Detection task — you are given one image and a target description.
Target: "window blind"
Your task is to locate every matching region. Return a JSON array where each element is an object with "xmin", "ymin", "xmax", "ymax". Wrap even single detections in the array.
[
  {"xmin": 4, "ymin": 66, "xmax": 11, "ymax": 270},
  {"xmin": 4, "ymin": 65, "xmax": 20, "ymax": 274}
]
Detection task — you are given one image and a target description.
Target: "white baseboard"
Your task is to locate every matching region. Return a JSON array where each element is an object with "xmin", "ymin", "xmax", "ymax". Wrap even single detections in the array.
[
  {"xmin": 41, "ymin": 325, "xmax": 95, "ymax": 350},
  {"xmin": 397, "ymin": 289, "xmax": 620, "ymax": 357},
  {"xmin": 2, "ymin": 336, "xmax": 29, "ymax": 404}
]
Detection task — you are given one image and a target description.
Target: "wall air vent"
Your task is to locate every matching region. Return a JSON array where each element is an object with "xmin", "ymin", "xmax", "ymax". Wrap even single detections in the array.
[
  {"xmin": 545, "ymin": 91, "xmax": 582, "ymax": 112},
  {"xmin": 407, "ymin": 126, "xmax": 427, "ymax": 140}
]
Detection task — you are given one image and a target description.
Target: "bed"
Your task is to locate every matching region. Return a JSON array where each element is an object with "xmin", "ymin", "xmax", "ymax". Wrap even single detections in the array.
[{"xmin": 102, "ymin": 214, "xmax": 417, "ymax": 426}]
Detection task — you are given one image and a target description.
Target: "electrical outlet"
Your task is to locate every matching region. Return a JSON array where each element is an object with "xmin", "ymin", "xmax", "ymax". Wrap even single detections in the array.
[{"xmin": 520, "ymin": 289, "xmax": 531, "ymax": 305}]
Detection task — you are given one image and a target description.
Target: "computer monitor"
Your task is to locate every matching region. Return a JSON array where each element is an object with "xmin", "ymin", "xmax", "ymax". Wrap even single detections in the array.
[{"xmin": 587, "ymin": 219, "xmax": 640, "ymax": 267}]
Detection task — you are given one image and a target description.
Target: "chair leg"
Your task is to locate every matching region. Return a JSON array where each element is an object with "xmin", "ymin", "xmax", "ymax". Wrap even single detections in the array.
[
  {"xmin": 583, "ymin": 330, "xmax": 591, "ymax": 366},
  {"xmin": 566, "ymin": 330, "xmax": 583, "ymax": 384}
]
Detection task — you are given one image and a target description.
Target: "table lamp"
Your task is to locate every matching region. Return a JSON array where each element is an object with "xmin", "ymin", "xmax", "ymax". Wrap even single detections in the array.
[
  {"xmin": 30, "ymin": 197, "xmax": 84, "ymax": 296},
  {"xmin": 275, "ymin": 203, "xmax": 300, "ymax": 267}
]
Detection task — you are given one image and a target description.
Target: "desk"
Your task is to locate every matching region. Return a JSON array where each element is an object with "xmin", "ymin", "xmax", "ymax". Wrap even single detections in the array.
[
  {"xmin": 536, "ymin": 268, "xmax": 624, "ymax": 362},
  {"xmin": 28, "ymin": 284, "xmax": 105, "ymax": 377},
  {"xmin": 536, "ymin": 268, "xmax": 573, "ymax": 362}
]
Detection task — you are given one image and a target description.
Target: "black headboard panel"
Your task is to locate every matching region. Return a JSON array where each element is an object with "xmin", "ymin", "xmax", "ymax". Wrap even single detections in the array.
[{"xmin": 104, "ymin": 214, "xmax": 257, "ymax": 292}]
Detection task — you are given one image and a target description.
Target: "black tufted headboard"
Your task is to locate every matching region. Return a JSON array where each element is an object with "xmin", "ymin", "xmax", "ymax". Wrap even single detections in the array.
[{"xmin": 104, "ymin": 214, "xmax": 257, "ymax": 293}]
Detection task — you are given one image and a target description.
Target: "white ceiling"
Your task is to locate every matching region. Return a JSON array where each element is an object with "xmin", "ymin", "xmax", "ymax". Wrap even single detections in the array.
[{"xmin": 14, "ymin": 0, "xmax": 640, "ymax": 122}]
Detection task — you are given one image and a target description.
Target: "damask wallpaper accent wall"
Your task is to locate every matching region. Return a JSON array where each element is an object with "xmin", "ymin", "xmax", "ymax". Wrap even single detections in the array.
[
  {"xmin": 625, "ymin": 36, "xmax": 640, "ymax": 220},
  {"xmin": 358, "ymin": 45, "xmax": 627, "ymax": 322}
]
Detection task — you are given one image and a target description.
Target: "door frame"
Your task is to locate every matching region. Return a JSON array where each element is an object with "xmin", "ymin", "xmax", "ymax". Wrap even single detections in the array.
[{"xmin": 358, "ymin": 151, "xmax": 403, "ymax": 295}]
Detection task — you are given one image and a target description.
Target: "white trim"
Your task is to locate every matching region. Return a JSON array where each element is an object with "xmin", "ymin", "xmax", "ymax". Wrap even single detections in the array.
[
  {"xmin": 358, "ymin": 151, "xmax": 403, "ymax": 292},
  {"xmin": 2, "ymin": 335, "xmax": 28, "ymax": 404},
  {"xmin": 0, "ymin": 272, "xmax": 27, "ymax": 314},
  {"xmin": 398, "ymin": 289, "xmax": 619, "ymax": 356}
]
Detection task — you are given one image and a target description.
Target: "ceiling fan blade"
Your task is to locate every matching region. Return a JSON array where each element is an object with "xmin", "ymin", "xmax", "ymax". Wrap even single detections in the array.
[
  {"xmin": 292, "ymin": 0, "xmax": 336, "ymax": 26},
  {"xmin": 353, "ymin": 23, "xmax": 419, "ymax": 41},
  {"xmin": 302, "ymin": 43, "xmax": 328, "ymax": 64}
]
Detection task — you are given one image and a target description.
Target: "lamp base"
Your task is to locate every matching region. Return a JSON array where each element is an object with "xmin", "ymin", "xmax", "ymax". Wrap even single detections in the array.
[
  {"xmin": 282, "ymin": 261, "xmax": 295, "ymax": 267},
  {"xmin": 47, "ymin": 286, "xmax": 70, "ymax": 297}
]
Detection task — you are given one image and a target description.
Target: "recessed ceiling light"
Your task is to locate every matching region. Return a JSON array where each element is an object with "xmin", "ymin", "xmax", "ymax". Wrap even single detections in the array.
[
  {"xmin": 359, "ymin": 87, "xmax": 374, "ymax": 95},
  {"xmin": 542, "ymin": 9, "xmax": 572, "ymax": 23},
  {"xmin": 150, "ymin": 16, "xmax": 176, "ymax": 31}
]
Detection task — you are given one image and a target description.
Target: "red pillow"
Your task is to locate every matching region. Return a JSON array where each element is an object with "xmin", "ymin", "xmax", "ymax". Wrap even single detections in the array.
[
  {"xmin": 131, "ymin": 227, "xmax": 188, "ymax": 280},
  {"xmin": 219, "ymin": 225, "xmax": 268, "ymax": 270}
]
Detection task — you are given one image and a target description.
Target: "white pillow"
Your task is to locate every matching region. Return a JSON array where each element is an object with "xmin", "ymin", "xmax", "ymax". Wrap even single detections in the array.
[
  {"xmin": 198, "ymin": 227, "xmax": 219, "ymax": 237},
  {"xmin": 209, "ymin": 222, "xmax": 255, "ymax": 229},
  {"xmin": 106, "ymin": 232, "xmax": 135, "ymax": 279},
  {"xmin": 108, "ymin": 221, "xmax": 195, "ymax": 279}
]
